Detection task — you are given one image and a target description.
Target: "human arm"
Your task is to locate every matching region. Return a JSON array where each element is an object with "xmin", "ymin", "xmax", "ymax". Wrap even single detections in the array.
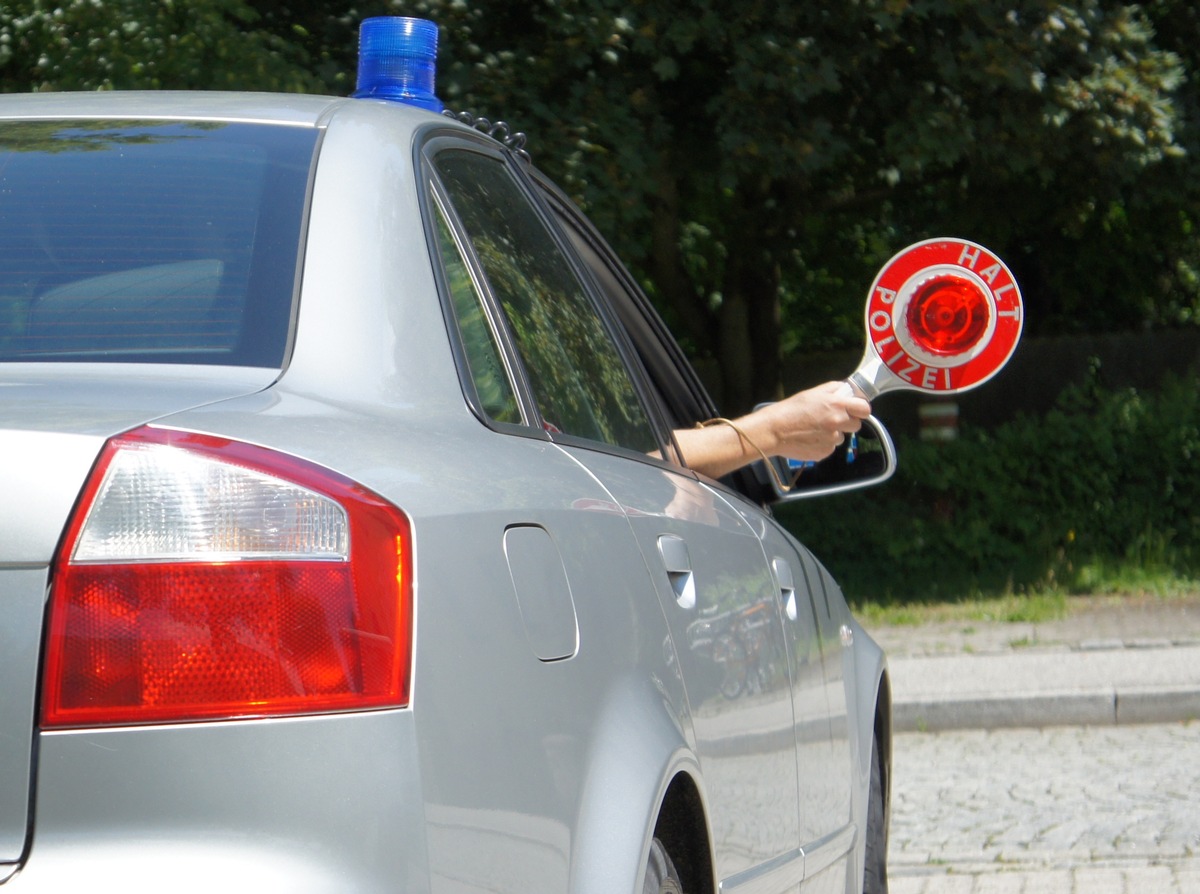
[{"xmin": 674, "ymin": 381, "xmax": 871, "ymax": 480}]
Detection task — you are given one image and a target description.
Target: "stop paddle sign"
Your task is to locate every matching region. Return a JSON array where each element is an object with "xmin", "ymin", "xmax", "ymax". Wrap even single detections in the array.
[{"xmin": 848, "ymin": 238, "xmax": 1024, "ymax": 399}]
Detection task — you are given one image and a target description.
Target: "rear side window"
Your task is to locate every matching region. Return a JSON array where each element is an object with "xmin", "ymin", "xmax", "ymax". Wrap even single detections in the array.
[
  {"xmin": 0, "ymin": 120, "xmax": 317, "ymax": 366},
  {"xmin": 431, "ymin": 199, "xmax": 522, "ymax": 424},
  {"xmin": 432, "ymin": 148, "xmax": 657, "ymax": 453}
]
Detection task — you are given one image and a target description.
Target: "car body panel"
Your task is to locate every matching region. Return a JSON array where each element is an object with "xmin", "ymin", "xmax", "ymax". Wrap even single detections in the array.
[
  {"xmin": 60, "ymin": 385, "xmax": 687, "ymax": 894},
  {"xmin": 561, "ymin": 447, "xmax": 803, "ymax": 883},
  {"xmin": 24, "ymin": 712, "xmax": 428, "ymax": 893},
  {"xmin": 0, "ymin": 89, "xmax": 889, "ymax": 893},
  {"xmin": 0, "ymin": 365, "xmax": 277, "ymax": 864}
]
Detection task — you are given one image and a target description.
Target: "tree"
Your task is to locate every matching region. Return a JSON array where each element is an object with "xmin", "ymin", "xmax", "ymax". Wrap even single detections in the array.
[
  {"xmin": 865, "ymin": 2, "xmax": 1196, "ymax": 338},
  {"xmin": 1, "ymin": 1, "xmax": 1195, "ymax": 410},
  {"xmin": 394, "ymin": 0, "xmax": 1192, "ymax": 410},
  {"xmin": 0, "ymin": 0, "xmax": 322, "ymax": 92}
]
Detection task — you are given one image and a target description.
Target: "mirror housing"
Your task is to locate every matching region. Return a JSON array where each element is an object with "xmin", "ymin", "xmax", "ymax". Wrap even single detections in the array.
[{"xmin": 750, "ymin": 413, "xmax": 896, "ymax": 503}]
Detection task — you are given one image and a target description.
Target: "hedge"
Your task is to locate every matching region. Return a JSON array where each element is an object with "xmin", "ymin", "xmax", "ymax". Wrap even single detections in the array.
[{"xmin": 776, "ymin": 369, "xmax": 1200, "ymax": 605}]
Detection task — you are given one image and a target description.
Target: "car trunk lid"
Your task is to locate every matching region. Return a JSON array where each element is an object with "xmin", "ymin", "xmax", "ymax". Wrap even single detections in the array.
[{"xmin": 0, "ymin": 364, "xmax": 276, "ymax": 866}]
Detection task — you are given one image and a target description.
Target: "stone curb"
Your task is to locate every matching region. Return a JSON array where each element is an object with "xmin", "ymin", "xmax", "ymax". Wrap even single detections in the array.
[
  {"xmin": 885, "ymin": 641, "xmax": 1200, "ymax": 732},
  {"xmin": 893, "ymin": 685, "xmax": 1200, "ymax": 732}
]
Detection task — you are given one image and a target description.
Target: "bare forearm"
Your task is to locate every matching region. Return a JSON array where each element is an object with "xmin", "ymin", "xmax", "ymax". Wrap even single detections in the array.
[
  {"xmin": 677, "ymin": 382, "xmax": 870, "ymax": 479},
  {"xmin": 674, "ymin": 420, "xmax": 765, "ymax": 479}
]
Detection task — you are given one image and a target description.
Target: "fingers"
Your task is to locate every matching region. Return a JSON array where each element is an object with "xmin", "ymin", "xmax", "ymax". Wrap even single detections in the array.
[
  {"xmin": 813, "ymin": 381, "xmax": 871, "ymax": 418},
  {"xmin": 819, "ymin": 381, "xmax": 871, "ymax": 430},
  {"xmin": 835, "ymin": 381, "xmax": 873, "ymax": 420},
  {"xmin": 763, "ymin": 382, "xmax": 872, "ymax": 462}
]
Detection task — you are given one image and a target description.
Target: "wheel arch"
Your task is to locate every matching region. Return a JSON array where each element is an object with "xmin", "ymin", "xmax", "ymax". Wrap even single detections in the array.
[
  {"xmin": 653, "ymin": 771, "xmax": 715, "ymax": 894},
  {"xmin": 849, "ymin": 622, "xmax": 891, "ymax": 788},
  {"xmin": 567, "ymin": 675, "xmax": 713, "ymax": 894},
  {"xmin": 847, "ymin": 623, "xmax": 892, "ymax": 893}
]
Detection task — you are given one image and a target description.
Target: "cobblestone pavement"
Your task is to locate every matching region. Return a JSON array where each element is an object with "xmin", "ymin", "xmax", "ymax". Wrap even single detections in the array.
[{"xmin": 887, "ymin": 722, "xmax": 1200, "ymax": 893}]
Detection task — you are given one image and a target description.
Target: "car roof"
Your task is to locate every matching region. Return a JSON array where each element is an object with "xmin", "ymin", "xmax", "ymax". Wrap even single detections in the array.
[{"xmin": 0, "ymin": 90, "xmax": 441, "ymax": 129}]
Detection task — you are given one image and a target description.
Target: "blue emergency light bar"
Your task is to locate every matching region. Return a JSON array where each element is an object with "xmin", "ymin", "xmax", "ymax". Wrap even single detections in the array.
[{"xmin": 353, "ymin": 16, "xmax": 444, "ymax": 112}]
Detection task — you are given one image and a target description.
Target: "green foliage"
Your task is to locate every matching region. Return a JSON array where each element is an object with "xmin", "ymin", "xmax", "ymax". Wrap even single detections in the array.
[
  {"xmin": 397, "ymin": 0, "xmax": 1197, "ymax": 409},
  {"xmin": 857, "ymin": 591, "xmax": 1069, "ymax": 628},
  {"xmin": 1, "ymin": 0, "xmax": 1199, "ymax": 408},
  {"xmin": 1, "ymin": 1, "xmax": 1197, "ymax": 601},
  {"xmin": 779, "ymin": 370, "xmax": 1200, "ymax": 605},
  {"xmin": 0, "ymin": 0, "xmax": 323, "ymax": 92}
]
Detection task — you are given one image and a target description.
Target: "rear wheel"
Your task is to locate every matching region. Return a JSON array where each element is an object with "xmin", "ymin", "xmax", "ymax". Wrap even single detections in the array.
[
  {"xmin": 863, "ymin": 736, "xmax": 889, "ymax": 893},
  {"xmin": 642, "ymin": 837, "xmax": 685, "ymax": 894}
]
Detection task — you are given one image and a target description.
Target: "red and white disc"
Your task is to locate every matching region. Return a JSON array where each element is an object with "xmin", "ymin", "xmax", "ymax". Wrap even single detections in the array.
[{"xmin": 856, "ymin": 238, "xmax": 1023, "ymax": 395}]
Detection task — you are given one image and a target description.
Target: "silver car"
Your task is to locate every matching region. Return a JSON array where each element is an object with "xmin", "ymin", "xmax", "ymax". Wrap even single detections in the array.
[{"xmin": 0, "ymin": 81, "xmax": 891, "ymax": 892}]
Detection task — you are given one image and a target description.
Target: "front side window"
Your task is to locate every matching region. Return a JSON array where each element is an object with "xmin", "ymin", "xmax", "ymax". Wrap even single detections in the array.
[
  {"xmin": 0, "ymin": 120, "xmax": 317, "ymax": 366},
  {"xmin": 432, "ymin": 147, "xmax": 656, "ymax": 453}
]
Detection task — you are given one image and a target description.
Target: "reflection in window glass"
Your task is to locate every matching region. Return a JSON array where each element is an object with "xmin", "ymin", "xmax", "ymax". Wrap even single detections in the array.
[
  {"xmin": 433, "ymin": 202, "xmax": 522, "ymax": 424},
  {"xmin": 0, "ymin": 120, "xmax": 315, "ymax": 366},
  {"xmin": 433, "ymin": 149, "xmax": 656, "ymax": 453}
]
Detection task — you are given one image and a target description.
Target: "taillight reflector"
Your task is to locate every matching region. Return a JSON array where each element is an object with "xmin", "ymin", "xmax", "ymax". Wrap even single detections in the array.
[{"xmin": 42, "ymin": 426, "xmax": 412, "ymax": 728}]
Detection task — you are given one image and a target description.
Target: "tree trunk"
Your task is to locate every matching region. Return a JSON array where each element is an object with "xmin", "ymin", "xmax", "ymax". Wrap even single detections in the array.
[
  {"xmin": 719, "ymin": 249, "xmax": 783, "ymax": 414},
  {"xmin": 647, "ymin": 164, "xmax": 713, "ymax": 358},
  {"xmin": 717, "ymin": 293, "xmax": 753, "ymax": 414}
]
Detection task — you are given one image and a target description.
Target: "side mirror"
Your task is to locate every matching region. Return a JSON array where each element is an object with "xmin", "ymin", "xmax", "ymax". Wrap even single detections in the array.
[{"xmin": 751, "ymin": 413, "xmax": 896, "ymax": 502}]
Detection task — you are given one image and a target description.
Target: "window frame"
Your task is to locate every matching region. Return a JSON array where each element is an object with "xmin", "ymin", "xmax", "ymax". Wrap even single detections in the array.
[
  {"xmin": 532, "ymin": 171, "xmax": 777, "ymax": 506},
  {"xmin": 417, "ymin": 129, "xmax": 680, "ymax": 469},
  {"xmin": 417, "ymin": 133, "xmax": 544, "ymax": 440}
]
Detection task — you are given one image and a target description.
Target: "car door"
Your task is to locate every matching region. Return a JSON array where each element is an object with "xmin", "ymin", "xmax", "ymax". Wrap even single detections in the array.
[
  {"xmin": 414, "ymin": 136, "xmax": 689, "ymax": 894},
  {"xmin": 426, "ymin": 138, "xmax": 804, "ymax": 891},
  {"xmin": 544, "ymin": 188, "xmax": 857, "ymax": 886},
  {"xmin": 565, "ymin": 449, "xmax": 804, "ymax": 888},
  {"xmin": 753, "ymin": 515, "xmax": 857, "ymax": 891}
]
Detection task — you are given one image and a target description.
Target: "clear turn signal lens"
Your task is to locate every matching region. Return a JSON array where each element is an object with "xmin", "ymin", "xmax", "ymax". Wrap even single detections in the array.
[
  {"xmin": 72, "ymin": 440, "xmax": 350, "ymax": 562},
  {"xmin": 42, "ymin": 426, "xmax": 412, "ymax": 728}
]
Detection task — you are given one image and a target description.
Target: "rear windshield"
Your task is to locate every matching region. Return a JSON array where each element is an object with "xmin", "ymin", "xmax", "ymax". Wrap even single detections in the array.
[{"xmin": 0, "ymin": 119, "xmax": 317, "ymax": 366}]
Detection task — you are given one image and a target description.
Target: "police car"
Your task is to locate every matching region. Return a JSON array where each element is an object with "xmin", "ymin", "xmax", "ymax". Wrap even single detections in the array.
[{"xmin": 0, "ymin": 17, "xmax": 896, "ymax": 893}]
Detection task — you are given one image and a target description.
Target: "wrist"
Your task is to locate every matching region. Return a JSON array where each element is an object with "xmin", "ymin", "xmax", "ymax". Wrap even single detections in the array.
[{"xmin": 733, "ymin": 411, "xmax": 779, "ymax": 458}]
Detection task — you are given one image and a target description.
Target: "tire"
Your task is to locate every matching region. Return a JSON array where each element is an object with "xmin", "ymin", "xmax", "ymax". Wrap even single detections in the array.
[
  {"xmin": 862, "ymin": 737, "xmax": 889, "ymax": 894},
  {"xmin": 642, "ymin": 837, "xmax": 685, "ymax": 894}
]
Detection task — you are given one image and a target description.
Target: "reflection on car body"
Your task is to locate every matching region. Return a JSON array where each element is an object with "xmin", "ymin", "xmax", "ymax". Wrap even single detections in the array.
[{"xmin": 688, "ymin": 598, "xmax": 784, "ymax": 701}]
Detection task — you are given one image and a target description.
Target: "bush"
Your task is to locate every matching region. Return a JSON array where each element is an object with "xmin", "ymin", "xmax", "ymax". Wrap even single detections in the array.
[{"xmin": 777, "ymin": 369, "xmax": 1200, "ymax": 605}]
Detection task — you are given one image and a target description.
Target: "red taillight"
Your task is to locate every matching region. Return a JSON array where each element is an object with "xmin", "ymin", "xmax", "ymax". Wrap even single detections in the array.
[
  {"xmin": 905, "ymin": 274, "xmax": 990, "ymax": 356},
  {"xmin": 42, "ymin": 426, "xmax": 412, "ymax": 728}
]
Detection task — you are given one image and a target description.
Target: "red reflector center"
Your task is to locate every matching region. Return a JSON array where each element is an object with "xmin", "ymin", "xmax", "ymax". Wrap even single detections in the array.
[{"xmin": 906, "ymin": 275, "xmax": 990, "ymax": 355}]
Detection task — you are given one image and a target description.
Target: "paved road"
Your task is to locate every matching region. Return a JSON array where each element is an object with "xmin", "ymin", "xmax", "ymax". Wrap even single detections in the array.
[{"xmin": 888, "ymin": 722, "xmax": 1200, "ymax": 893}]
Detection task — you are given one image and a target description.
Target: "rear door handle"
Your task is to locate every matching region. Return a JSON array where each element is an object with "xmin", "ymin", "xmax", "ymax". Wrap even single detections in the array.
[{"xmin": 657, "ymin": 534, "xmax": 696, "ymax": 609}]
